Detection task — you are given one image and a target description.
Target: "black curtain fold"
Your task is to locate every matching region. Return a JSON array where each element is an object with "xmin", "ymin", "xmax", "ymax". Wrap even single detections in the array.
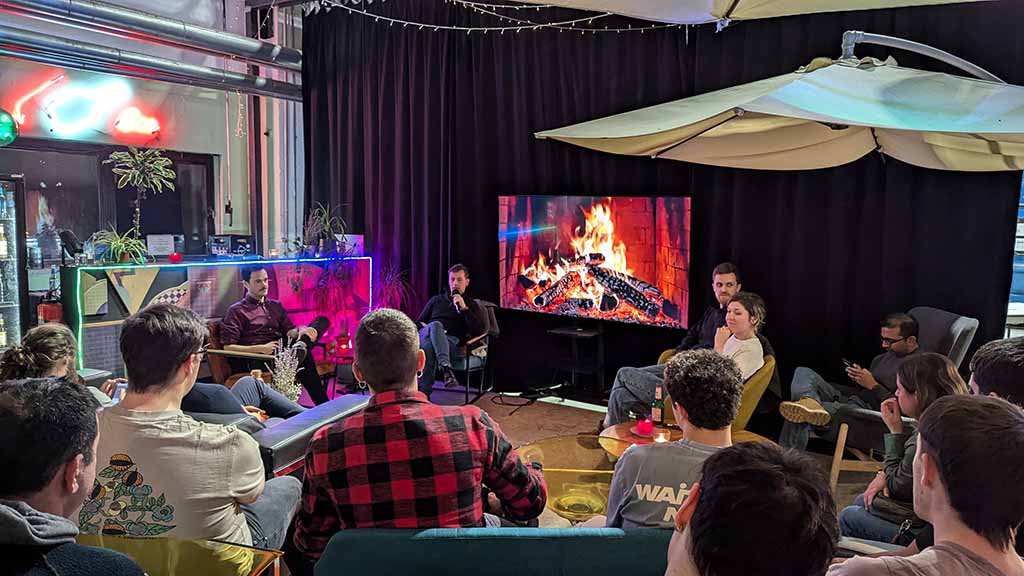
[{"xmin": 304, "ymin": 1, "xmax": 1023, "ymax": 394}]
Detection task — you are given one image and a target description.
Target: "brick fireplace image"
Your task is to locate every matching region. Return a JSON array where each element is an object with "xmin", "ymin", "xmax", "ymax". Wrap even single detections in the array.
[{"xmin": 499, "ymin": 195, "xmax": 690, "ymax": 328}]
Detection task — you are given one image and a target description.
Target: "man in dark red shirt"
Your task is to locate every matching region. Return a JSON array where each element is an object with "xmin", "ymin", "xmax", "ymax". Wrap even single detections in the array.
[
  {"xmin": 292, "ymin": 308, "xmax": 546, "ymax": 566},
  {"xmin": 219, "ymin": 264, "xmax": 330, "ymax": 404}
]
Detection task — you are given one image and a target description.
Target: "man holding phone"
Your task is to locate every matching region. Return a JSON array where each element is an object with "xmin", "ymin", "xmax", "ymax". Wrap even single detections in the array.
[{"xmin": 778, "ymin": 313, "xmax": 920, "ymax": 451}]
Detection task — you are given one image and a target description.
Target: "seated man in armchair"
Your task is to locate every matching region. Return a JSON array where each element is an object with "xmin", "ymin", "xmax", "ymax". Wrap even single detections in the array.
[
  {"xmin": 416, "ymin": 263, "xmax": 488, "ymax": 397},
  {"xmin": 219, "ymin": 264, "xmax": 331, "ymax": 405}
]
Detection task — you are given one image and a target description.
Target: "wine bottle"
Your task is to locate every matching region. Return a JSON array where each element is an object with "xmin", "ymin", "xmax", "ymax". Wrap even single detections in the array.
[
  {"xmin": 0, "ymin": 317, "xmax": 8, "ymax": 348},
  {"xmin": 651, "ymin": 385, "xmax": 665, "ymax": 425},
  {"xmin": 0, "ymin": 226, "xmax": 8, "ymax": 259}
]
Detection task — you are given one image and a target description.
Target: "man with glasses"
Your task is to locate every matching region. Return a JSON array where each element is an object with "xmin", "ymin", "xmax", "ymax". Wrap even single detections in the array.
[
  {"xmin": 779, "ymin": 313, "xmax": 920, "ymax": 450},
  {"xmin": 79, "ymin": 304, "xmax": 301, "ymax": 550},
  {"xmin": 220, "ymin": 264, "xmax": 331, "ymax": 405}
]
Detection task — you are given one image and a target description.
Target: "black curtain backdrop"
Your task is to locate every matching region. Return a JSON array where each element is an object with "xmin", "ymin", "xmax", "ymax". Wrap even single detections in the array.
[{"xmin": 304, "ymin": 1, "xmax": 1023, "ymax": 401}]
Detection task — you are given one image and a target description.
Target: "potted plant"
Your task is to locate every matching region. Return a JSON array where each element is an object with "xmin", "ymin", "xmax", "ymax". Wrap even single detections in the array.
[
  {"xmin": 93, "ymin": 226, "xmax": 149, "ymax": 264},
  {"xmin": 104, "ymin": 146, "xmax": 176, "ymax": 238},
  {"xmin": 304, "ymin": 202, "xmax": 350, "ymax": 257},
  {"xmin": 374, "ymin": 262, "xmax": 416, "ymax": 312}
]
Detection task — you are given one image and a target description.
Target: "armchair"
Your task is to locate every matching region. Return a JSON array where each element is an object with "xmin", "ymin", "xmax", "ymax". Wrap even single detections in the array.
[
  {"xmin": 450, "ymin": 300, "xmax": 499, "ymax": 404},
  {"xmin": 827, "ymin": 306, "xmax": 978, "ymax": 492},
  {"xmin": 204, "ymin": 320, "xmax": 274, "ymax": 388}
]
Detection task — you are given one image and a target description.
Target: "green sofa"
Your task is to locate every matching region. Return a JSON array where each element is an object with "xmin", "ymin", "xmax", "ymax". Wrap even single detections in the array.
[{"xmin": 315, "ymin": 528, "xmax": 673, "ymax": 576}]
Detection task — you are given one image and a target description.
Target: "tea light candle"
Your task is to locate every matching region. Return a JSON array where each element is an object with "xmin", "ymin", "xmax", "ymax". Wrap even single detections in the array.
[
  {"xmin": 168, "ymin": 252, "xmax": 182, "ymax": 264},
  {"xmin": 269, "ymin": 248, "xmax": 279, "ymax": 258},
  {"xmin": 636, "ymin": 418, "xmax": 654, "ymax": 436},
  {"xmin": 654, "ymin": 431, "xmax": 670, "ymax": 443}
]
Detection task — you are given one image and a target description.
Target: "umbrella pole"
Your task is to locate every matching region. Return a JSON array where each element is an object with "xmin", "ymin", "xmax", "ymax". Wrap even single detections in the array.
[{"xmin": 841, "ymin": 31, "xmax": 1004, "ymax": 84}]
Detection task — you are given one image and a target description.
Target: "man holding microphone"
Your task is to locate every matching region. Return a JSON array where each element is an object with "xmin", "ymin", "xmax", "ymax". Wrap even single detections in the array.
[{"xmin": 416, "ymin": 264, "xmax": 488, "ymax": 397}]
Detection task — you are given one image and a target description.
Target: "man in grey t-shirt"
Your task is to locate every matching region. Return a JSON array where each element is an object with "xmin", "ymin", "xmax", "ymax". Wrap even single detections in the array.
[{"xmin": 604, "ymin": 349, "xmax": 744, "ymax": 529}]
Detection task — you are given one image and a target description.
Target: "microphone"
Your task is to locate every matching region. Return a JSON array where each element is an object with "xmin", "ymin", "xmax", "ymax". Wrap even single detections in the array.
[{"xmin": 451, "ymin": 289, "xmax": 462, "ymax": 310}]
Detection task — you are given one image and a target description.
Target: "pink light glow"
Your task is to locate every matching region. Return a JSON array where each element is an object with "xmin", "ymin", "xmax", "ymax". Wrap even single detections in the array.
[
  {"xmin": 12, "ymin": 74, "xmax": 65, "ymax": 125},
  {"xmin": 114, "ymin": 106, "xmax": 161, "ymax": 135}
]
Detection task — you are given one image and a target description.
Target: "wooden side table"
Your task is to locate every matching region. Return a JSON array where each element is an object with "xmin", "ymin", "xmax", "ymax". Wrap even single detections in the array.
[{"xmin": 599, "ymin": 422, "xmax": 776, "ymax": 458}]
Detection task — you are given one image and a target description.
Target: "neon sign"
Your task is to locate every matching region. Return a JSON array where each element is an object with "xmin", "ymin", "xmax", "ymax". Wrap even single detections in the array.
[
  {"xmin": 10, "ymin": 73, "xmax": 162, "ymax": 141},
  {"xmin": 44, "ymin": 79, "xmax": 132, "ymax": 137},
  {"xmin": 114, "ymin": 106, "xmax": 161, "ymax": 135}
]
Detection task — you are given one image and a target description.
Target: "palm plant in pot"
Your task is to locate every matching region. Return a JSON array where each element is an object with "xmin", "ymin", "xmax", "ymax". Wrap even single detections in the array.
[
  {"xmin": 93, "ymin": 226, "xmax": 149, "ymax": 264},
  {"xmin": 304, "ymin": 202, "xmax": 350, "ymax": 257},
  {"xmin": 104, "ymin": 146, "xmax": 176, "ymax": 238}
]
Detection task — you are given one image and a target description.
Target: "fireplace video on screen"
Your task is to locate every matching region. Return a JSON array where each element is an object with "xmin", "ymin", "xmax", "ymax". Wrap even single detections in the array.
[{"xmin": 499, "ymin": 196, "xmax": 691, "ymax": 328}]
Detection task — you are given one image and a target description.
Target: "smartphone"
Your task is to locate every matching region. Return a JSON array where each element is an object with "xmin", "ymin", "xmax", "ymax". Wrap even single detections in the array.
[
  {"xmin": 842, "ymin": 358, "xmax": 853, "ymax": 368},
  {"xmin": 109, "ymin": 382, "xmax": 129, "ymax": 406}
]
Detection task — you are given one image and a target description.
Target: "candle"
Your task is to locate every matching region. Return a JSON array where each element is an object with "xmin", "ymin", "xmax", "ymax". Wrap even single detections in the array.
[
  {"xmin": 168, "ymin": 252, "xmax": 182, "ymax": 264},
  {"xmin": 654, "ymin": 431, "xmax": 670, "ymax": 443},
  {"xmin": 269, "ymin": 248, "xmax": 279, "ymax": 258},
  {"xmin": 636, "ymin": 418, "xmax": 654, "ymax": 436}
]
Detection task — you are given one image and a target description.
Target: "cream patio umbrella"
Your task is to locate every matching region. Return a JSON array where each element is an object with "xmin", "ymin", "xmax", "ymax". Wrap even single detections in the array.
[
  {"xmin": 516, "ymin": 0, "xmax": 994, "ymax": 25},
  {"xmin": 535, "ymin": 56, "xmax": 1024, "ymax": 171}
]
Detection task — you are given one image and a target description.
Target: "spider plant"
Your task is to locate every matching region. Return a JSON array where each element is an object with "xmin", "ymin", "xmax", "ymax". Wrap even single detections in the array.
[
  {"xmin": 373, "ymin": 262, "xmax": 416, "ymax": 312},
  {"xmin": 93, "ymin": 226, "xmax": 149, "ymax": 264}
]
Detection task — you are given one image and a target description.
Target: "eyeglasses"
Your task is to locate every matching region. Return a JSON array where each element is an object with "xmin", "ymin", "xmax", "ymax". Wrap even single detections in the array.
[
  {"xmin": 194, "ymin": 344, "xmax": 209, "ymax": 358},
  {"xmin": 881, "ymin": 336, "xmax": 908, "ymax": 345}
]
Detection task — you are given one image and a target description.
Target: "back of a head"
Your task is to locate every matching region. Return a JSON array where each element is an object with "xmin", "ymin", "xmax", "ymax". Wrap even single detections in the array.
[
  {"xmin": 663, "ymin": 349, "xmax": 743, "ymax": 430},
  {"xmin": 969, "ymin": 337, "xmax": 1024, "ymax": 405},
  {"xmin": 689, "ymin": 443, "xmax": 838, "ymax": 576},
  {"xmin": 896, "ymin": 352, "xmax": 967, "ymax": 415},
  {"xmin": 0, "ymin": 323, "xmax": 76, "ymax": 381},
  {"xmin": 120, "ymin": 304, "xmax": 207, "ymax": 393},
  {"xmin": 0, "ymin": 378, "xmax": 99, "ymax": 499},
  {"xmin": 918, "ymin": 395, "xmax": 1024, "ymax": 551},
  {"xmin": 355, "ymin": 308, "xmax": 420, "ymax": 392}
]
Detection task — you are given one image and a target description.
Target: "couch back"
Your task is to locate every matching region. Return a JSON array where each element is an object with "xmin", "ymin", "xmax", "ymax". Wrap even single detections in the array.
[{"xmin": 316, "ymin": 528, "xmax": 672, "ymax": 576}]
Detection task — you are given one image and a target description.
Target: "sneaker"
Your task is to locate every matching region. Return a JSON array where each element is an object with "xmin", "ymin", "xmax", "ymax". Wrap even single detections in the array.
[
  {"xmin": 779, "ymin": 398, "xmax": 831, "ymax": 427},
  {"xmin": 290, "ymin": 341, "xmax": 308, "ymax": 363},
  {"xmin": 443, "ymin": 367, "xmax": 460, "ymax": 388}
]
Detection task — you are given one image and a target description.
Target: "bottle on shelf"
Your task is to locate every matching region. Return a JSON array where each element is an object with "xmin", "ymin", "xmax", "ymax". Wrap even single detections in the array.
[
  {"xmin": 0, "ymin": 268, "xmax": 7, "ymax": 303},
  {"xmin": 47, "ymin": 265, "xmax": 59, "ymax": 299},
  {"xmin": 651, "ymin": 385, "xmax": 665, "ymax": 425},
  {"xmin": 0, "ymin": 317, "xmax": 8, "ymax": 348},
  {"xmin": 0, "ymin": 225, "xmax": 8, "ymax": 259},
  {"xmin": 0, "ymin": 186, "xmax": 7, "ymax": 219}
]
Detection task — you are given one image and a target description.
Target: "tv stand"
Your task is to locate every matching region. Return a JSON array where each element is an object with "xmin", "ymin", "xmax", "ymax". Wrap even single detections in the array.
[{"xmin": 547, "ymin": 322, "xmax": 605, "ymax": 399}]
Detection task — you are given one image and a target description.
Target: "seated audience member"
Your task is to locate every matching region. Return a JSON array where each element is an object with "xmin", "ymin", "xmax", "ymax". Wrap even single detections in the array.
[
  {"xmin": 666, "ymin": 442, "xmax": 838, "ymax": 576},
  {"xmin": 829, "ymin": 395, "xmax": 1024, "ymax": 576},
  {"xmin": 605, "ymin": 289, "xmax": 764, "ymax": 428},
  {"xmin": 2, "ymin": 323, "xmax": 304, "ymax": 421},
  {"xmin": 220, "ymin": 264, "xmax": 331, "ymax": 405},
  {"xmin": 838, "ymin": 353, "xmax": 967, "ymax": 544},
  {"xmin": 779, "ymin": 313, "xmax": 921, "ymax": 450},
  {"xmin": 603, "ymin": 350, "xmax": 742, "ymax": 529},
  {"xmin": 0, "ymin": 378, "xmax": 145, "ymax": 576},
  {"xmin": 416, "ymin": 263, "xmax": 488, "ymax": 396},
  {"xmin": 603, "ymin": 262, "xmax": 741, "ymax": 428},
  {"xmin": 78, "ymin": 304, "xmax": 301, "ymax": 550},
  {"xmin": 293, "ymin": 308, "xmax": 546, "ymax": 566},
  {"xmin": 848, "ymin": 336, "xmax": 1024, "ymax": 559}
]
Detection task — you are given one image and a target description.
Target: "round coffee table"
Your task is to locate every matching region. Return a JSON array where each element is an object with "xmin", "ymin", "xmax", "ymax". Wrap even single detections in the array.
[
  {"xmin": 598, "ymin": 422, "xmax": 777, "ymax": 458},
  {"xmin": 517, "ymin": 434, "xmax": 634, "ymax": 523}
]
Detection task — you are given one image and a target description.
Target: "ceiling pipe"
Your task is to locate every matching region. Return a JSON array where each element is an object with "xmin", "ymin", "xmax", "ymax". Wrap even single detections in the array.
[
  {"xmin": 0, "ymin": 0, "xmax": 302, "ymax": 72},
  {"xmin": 0, "ymin": 24, "xmax": 303, "ymax": 101}
]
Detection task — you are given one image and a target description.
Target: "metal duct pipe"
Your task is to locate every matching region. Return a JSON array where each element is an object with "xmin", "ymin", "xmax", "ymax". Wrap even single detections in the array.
[
  {"xmin": 841, "ymin": 31, "xmax": 1003, "ymax": 84},
  {"xmin": 0, "ymin": 24, "xmax": 303, "ymax": 101},
  {"xmin": 0, "ymin": 0, "xmax": 302, "ymax": 72}
]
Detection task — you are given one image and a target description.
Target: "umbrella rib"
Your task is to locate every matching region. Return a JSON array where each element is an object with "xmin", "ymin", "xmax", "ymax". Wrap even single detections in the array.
[
  {"xmin": 721, "ymin": 0, "xmax": 742, "ymax": 20},
  {"xmin": 655, "ymin": 111, "xmax": 740, "ymax": 159}
]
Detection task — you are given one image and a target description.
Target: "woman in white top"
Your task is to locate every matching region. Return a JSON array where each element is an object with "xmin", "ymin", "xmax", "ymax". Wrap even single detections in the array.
[{"xmin": 713, "ymin": 292, "xmax": 766, "ymax": 380}]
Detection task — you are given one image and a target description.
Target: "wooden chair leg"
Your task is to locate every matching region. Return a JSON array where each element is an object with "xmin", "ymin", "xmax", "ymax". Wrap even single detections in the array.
[{"xmin": 830, "ymin": 423, "xmax": 850, "ymax": 494}]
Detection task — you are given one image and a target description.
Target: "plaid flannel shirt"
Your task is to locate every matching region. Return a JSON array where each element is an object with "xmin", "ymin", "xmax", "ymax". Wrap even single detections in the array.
[{"xmin": 293, "ymin": 388, "xmax": 547, "ymax": 560}]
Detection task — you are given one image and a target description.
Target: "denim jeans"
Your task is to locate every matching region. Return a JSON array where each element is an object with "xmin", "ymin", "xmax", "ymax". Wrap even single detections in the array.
[
  {"xmin": 417, "ymin": 321, "xmax": 461, "ymax": 398},
  {"xmin": 778, "ymin": 367, "xmax": 873, "ymax": 450},
  {"xmin": 231, "ymin": 376, "xmax": 307, "ymax": 419},
  {"xmin": 242, "ymin": 475, "xmax": 302, "ymax": 550},
  {"xmin": 604, "ymin": 364, "xmax": 665, "ymax": 427},
  {"xmin": 839, "ymin": 494, "xmax": 901, "ymax": 543}
]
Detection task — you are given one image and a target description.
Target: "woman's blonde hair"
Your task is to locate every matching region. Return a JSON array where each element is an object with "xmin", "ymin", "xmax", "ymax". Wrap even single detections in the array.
[{"xmin": 0, "ymin": 323, "xmax": 77, "ymax": 381}]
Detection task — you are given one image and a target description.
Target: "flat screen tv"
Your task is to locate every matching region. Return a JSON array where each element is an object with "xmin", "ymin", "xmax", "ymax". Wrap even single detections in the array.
[{"xmin": 498, "ymin": 195, "xmax": 690, "ymax": 328}]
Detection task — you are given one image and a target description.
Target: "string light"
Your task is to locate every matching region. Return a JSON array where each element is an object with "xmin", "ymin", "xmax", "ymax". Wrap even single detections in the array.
[{"xmin": 312, "ymin": 0, "xmax": 682, "ymax": 34}]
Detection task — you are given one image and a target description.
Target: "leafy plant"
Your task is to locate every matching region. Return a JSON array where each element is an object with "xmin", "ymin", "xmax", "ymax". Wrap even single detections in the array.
[
  {"xmin": 374, "ymin": 262, "xmax": 416, "ymax": 312},
  {"xmin": 104, "ymin": 147, "xmax": 176, "ymax": 237},
  {"xmin": 303, "ymin": 202, "xmax": 353, "ymax": 256},
  {"xmin": 93, "ymin": 226, "xmax": 149, "ymax": 264}
]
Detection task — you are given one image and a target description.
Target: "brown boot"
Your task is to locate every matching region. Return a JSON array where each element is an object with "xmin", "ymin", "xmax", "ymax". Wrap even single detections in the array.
[{"xmin": 779, "ymin": 397, "xmax": 831, "ymax": 427}]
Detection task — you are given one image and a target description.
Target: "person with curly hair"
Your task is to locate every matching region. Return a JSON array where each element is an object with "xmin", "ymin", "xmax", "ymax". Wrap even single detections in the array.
[{"xmin": 590, "ymin": 349, "xmax": 744, "ymax": 529}]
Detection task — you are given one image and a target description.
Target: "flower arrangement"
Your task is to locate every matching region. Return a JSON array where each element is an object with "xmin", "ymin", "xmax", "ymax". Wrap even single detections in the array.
[{"xmin": 268, "ymin": 344, "xmax": 303, "ymax": 402}]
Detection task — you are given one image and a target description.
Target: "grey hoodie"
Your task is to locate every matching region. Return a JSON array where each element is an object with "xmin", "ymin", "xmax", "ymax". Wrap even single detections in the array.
[{"xmin": 0, "ymin": 500, "xmax": 78, "ymax": 547}]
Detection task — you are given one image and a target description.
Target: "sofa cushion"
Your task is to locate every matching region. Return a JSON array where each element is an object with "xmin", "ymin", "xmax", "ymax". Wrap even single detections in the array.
[
  {"xmin": 316, "ymin": 528, "xmax": 672, "ymax": 576},
  {"xmin": 252, "ymin": 394, "xmax": 368, "ymax": 476}
]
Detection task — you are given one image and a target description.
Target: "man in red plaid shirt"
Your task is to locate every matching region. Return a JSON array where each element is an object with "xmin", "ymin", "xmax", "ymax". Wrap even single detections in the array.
[{"xmin": 292, "ymin": 308, "xmax": 547, "ymax": 565}]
